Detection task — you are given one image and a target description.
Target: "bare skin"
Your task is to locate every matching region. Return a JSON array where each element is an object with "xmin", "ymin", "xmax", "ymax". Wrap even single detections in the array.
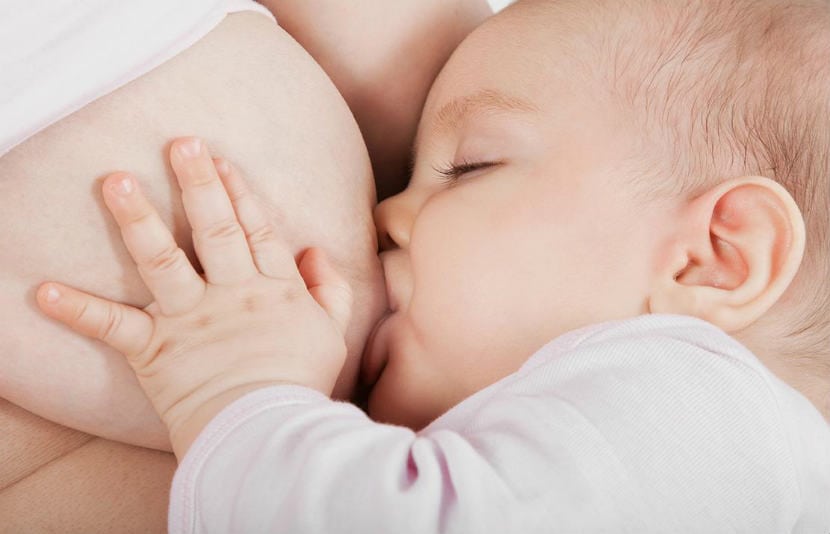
[
  {"xmin": 0, "ymin": 12, "xmax": 383, "ymax": 531},
  {"xmin": 266, "ymin": 0, "xmax": 493, "ymax": 199},
  {"xmin": 0, "ymin": 2, "xmax": 490, "ymax": 528},
  {"xmin": 0, "ymin": 398, "xmax": 173, "ymax": 533},
  {"xmin": 0, "ymin": 11, "xmax": 383, "ymax": 450}
]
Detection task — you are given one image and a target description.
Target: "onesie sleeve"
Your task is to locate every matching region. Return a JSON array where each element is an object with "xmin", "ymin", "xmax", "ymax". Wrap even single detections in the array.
[
  {"xmin": 168, "ymin": 318, "xmax": 819, "ymax": 534},
  {"xmin": 168, "ymin": 384, "xmax": 647, "ymax": 533}
]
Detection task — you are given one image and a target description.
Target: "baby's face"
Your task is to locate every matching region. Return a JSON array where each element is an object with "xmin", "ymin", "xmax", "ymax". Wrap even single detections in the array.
[{"xmin": 364, "ymin": 6, "xmax": 665, "ymax": 429}]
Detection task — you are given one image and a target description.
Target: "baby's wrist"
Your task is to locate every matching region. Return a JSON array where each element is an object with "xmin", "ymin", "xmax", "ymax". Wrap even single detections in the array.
[{"xmin": 167, "ymin": 381, "xmax": 296, "ymax": 460}]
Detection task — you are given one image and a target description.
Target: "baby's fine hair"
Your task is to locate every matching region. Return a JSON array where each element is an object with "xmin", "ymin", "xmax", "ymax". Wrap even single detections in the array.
[{"xmin": 521, "ymin": 0, "xmax": 830, "ymax": 361}]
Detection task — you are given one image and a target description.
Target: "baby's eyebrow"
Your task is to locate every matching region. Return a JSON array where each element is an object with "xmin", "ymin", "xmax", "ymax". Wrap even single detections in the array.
[
  {"xmin": 433, "ymin": 89, "xmax": 538, "ymax": 133},
  {"xmin": 412, "ymin": 90, "xmax": 538, "ymax": 158}
]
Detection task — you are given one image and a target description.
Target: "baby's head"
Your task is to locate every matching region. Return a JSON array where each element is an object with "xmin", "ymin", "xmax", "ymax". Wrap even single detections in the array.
[{"xmin": 365, "ymin": 0, "xmax": 830, "ymax": 429}]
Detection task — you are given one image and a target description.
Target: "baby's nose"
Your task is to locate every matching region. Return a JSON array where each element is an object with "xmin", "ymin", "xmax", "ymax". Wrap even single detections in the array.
[{"xmin": 374, "ymin": 194, "xmax": 413, "ymax": 252}]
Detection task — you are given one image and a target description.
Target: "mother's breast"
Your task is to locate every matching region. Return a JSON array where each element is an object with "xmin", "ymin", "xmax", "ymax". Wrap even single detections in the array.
[{"xmin": 0, "ymin": 11, "xmax": 386, "ymax": 449}]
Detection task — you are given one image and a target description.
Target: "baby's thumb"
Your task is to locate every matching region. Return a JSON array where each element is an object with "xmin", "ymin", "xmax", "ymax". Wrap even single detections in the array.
[{"xmin": 297, "ymin": 247, "xmax": 353, "ymax": 336}]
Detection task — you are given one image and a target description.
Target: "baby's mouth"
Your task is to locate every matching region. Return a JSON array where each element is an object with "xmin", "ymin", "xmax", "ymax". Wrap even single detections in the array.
[{"xmin": 362, "ymin": 252, "xmax": 407, "ymax": 388}]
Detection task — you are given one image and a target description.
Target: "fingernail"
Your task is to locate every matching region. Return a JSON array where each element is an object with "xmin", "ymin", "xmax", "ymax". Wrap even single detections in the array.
[
  {"xmin": 111, "ymin": 174, "xmax": 134, "ymax": 196},
  {"xmin": 178, "ymin": 138, "xmax": 202, "ymax": 159},
  {"xmin": 45, "ymin": 285, "xmax": 61, "ymax": 303}
]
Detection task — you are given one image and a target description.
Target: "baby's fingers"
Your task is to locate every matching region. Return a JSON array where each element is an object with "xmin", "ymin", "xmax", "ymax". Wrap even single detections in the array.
[
  {"xmin": 213, "ymin": 158, "xmax": 299, "ymax": 280},
  {"xmin": 297, "ymin": 247, "xmax": 352, "ymax": 336},
  {"xmin": 37, "ymin": 283, "xmax": 153, "ymax": 357},
  {"xmin": 103, "ymin": 172, "xmax": 205, "ymax": 315},
  {"xmin": 169, "ymin": 138, "xmax": 257, "ymax": 285}
]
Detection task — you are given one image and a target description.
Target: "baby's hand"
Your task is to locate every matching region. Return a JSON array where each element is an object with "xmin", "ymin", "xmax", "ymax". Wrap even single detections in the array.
[{"xmin": 36, "ymin": 138, "xmax": 352, "ymax": 459}]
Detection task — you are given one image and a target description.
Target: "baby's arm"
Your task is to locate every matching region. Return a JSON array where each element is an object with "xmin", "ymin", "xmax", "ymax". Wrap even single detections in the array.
[{"xmin": 260, "ymin": 0, "xmax": 492, "ymax": 198}]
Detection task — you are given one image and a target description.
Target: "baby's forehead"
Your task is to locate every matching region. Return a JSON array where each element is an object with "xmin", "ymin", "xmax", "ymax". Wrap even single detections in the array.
[{"xmin": 463, "ymin": 2, "xmax": 647, "ymax": 107}]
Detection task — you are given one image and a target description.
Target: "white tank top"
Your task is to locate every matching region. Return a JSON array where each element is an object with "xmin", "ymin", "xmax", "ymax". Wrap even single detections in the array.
[{"xmin": 0, "ymin": 0, "xmax": 274, "ymax": 156}]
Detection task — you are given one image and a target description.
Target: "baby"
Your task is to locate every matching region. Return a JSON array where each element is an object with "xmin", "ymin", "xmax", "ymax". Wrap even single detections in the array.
[{"xmin": 37, "ymin": 0, "xmax": 830, "ymax": 531}]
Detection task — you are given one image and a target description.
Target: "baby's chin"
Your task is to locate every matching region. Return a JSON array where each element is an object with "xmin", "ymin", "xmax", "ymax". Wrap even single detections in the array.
[
  {"xmin": 365, "ymin": 373, "xmax": 463, "ymax": 432},
  {"xmin": 366, "ymin": 379, "xmax": 438, "ymax": 432}
]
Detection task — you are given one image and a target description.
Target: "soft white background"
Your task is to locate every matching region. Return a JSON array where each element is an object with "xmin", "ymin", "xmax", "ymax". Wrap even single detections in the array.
[{"xmin": 488, "ymin": 0, "xmax": 512, "ymax": 12}]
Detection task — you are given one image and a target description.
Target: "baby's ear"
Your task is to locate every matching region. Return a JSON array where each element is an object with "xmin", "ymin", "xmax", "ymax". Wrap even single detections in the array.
[{"xmin": 648, "ymin": 177, "xmax": 806, "ymax": 332}]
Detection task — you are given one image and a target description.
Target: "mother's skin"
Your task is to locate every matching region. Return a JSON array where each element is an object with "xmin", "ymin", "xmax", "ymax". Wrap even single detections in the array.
[
  {"xmin": 0, "ymin": 2, "xmax": 490, "ymax": 529},
  {"xmin": 0, "ymin": 13, "xmax": 384, "ymax": 531},
  {"xmin": 1, "ymin": 12, "xmax": 384, "ymax": 450}
]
